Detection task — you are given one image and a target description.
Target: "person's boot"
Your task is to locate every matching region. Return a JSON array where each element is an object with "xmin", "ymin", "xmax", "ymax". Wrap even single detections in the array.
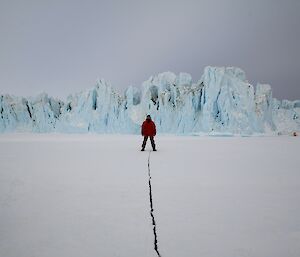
[
  {"xmin": 141, "ymin": 148, "xmax": 145, "ymax": 151},
  {"xmin": 153, "ymin": 148, "xmax": 157, "ymax": 151}
]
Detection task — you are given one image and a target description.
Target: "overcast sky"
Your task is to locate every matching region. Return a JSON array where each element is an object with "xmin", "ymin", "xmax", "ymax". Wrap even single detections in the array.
[{"xmin": 0, "ymin": 0, "xmax": 299, "ymax": 100}]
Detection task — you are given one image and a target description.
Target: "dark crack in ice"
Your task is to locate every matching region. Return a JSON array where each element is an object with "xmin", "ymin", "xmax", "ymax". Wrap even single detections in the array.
[{"xmin": 147, "ymin": 150, "xmax": 161, "ymax": 257}]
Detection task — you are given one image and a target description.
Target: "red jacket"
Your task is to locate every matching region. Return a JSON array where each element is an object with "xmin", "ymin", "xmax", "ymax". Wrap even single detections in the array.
[{"xmin": 141, "ymin": 120, "xmax": 156, "ymax": 136}]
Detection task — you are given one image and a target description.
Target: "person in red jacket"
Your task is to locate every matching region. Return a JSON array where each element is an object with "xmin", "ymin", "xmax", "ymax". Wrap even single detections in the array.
[{"xmin": 141, "ymin": 115, "xmax": 157, "ymax": 151}]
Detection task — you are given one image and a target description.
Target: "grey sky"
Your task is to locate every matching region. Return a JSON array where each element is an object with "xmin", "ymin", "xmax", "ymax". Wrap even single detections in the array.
[{"xmin": 0, "ymin": 0, "xmax": 299, "ymax": 100}]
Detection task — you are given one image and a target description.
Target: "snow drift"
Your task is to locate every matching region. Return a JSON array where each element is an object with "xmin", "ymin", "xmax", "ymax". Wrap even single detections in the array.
[{"xmin": 1, "ymin": 67, "xmax": 299, "ymax": 135}]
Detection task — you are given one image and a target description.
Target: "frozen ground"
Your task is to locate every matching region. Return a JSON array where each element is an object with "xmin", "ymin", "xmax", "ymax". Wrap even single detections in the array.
[{"xmin": 0, "ymin": 134, "xmax": 300, "ymax": 257}]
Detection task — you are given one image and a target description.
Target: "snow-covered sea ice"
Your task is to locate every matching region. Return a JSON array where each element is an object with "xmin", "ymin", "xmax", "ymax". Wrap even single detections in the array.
[{"xmin": 0, "ymin": 134, "xmax": 299, "ymax": 257}]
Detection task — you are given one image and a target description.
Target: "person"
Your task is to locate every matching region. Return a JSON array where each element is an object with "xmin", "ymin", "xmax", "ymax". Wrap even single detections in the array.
[{"xmin": 141, "ymin": 115, "xmax": 157, "ymax": 151}]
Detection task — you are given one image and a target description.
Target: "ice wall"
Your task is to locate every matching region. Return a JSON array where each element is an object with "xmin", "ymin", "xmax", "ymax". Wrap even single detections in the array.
[{"xmin": 1, "ymin": 67, "xmax": 299, "ymax": 135}]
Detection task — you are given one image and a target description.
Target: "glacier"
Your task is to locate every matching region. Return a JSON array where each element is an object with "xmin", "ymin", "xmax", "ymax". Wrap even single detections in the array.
[{"xmin": 1, "ymin": 66, "xmax": 299, "ymax": 135}]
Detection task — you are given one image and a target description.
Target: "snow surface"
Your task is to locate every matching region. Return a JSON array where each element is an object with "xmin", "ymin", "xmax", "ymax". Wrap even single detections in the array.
[
  {"xmin": 0, "ymin": 134, "xmax": 300, "ymax": 257},
  {"xmin": 1, "ymin": 67, "xmax": 300, "ymax": 135}
]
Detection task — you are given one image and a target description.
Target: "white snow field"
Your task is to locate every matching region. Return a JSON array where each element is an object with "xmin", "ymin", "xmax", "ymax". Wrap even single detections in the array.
[{"xmin": 0, "ymin": 134, "xmax": 300, "ymax": 257}]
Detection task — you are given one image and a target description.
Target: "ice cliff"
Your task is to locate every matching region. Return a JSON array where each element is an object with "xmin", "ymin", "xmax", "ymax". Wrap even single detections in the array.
[{"xmin": 1, "ymin": 67, "xmax": 299, "ymax": 135}]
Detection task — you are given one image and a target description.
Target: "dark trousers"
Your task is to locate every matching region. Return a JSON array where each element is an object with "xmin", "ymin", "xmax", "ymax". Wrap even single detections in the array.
[{"xmin": 142, "ymin": 136, "xmax": 156, "ymax": 150}]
